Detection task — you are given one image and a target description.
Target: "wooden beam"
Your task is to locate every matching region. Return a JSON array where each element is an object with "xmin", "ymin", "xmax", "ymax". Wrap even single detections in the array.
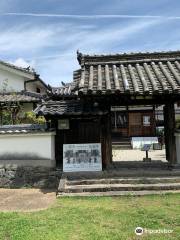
[
  {"xmin": 101, "ymin": 114, "xmax": 112, "ymax": 168},
  {"xmin": 164, "ymin": 103, "xmax": 177, "ymax": 164}
]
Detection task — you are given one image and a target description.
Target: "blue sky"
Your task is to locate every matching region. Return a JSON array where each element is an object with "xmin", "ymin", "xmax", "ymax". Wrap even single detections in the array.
[{"xmin": 0, "ymin": 0, "xmax": 180, "ymax": 86}]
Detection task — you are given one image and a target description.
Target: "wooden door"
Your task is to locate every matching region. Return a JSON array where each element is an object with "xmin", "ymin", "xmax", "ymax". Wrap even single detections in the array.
[
  {"xmin": 78, "ymin": 121, "xmax": 100, "ymax": 143},
  {"xmin": 129, "ymin": 112, "xmax": 142, "ymax": 136},
  {"xmin": 129, "ymin": 112, "xmax": 155, "ymax": 136}
]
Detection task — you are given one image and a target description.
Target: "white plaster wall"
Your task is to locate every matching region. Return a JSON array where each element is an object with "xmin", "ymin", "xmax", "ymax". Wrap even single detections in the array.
[
  {"xmin": 0, "ymin": 132, "xmax": 56, "ymax": 167},
  {"xmin": 26, "ymin": 82, "xmax": 47, "ymax": 94},
  {"xmin": 0, "ymin": 69, "xmax": 25, "ymax": 92},
  {"xmin": 175, "ymin": 133, "xmax": 180, "ymax": 164},
  {"xmin": 131, "ymin": 137, "xmax": 158, "ymax": 149}
]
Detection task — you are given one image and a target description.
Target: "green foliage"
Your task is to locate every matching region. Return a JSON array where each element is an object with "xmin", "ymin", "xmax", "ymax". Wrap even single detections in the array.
[
  {"xmin": 1, "ymin": 110, "xmax": 12, "ymax": 125},
  {"xmin": 0, "ymin": 194, "xmax": 179, "ymax": 240},
  {"xmin": 22, "ymin": 111, "xmax": 46, "ymax": 124},
  {"xmin": 176, "ymin": 117, "xmax": 180, "ymax": 129},
  {"xmin": 0, "ymin": 110, "xmax": 45, "ymax": 125}
]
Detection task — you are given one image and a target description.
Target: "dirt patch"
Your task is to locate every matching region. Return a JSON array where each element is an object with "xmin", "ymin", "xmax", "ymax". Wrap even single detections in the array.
[{"xmin": 0, "ymin": 188, "xmax": 56, "ymax": 212}]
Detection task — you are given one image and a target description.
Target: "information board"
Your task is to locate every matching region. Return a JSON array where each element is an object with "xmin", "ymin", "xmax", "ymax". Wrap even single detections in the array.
[{"xmin": 63, "ymin": 143, "xmax": 102, "ymax": 172}]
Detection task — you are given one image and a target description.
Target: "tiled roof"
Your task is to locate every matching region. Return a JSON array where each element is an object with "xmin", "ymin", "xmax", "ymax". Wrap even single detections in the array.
[
  {"xmin": 0, "ymin": 91, "xmax": 44, "ymax": 103},
  {"xmin": 75, "ymin": 51, "xmax": 180, "ymax": 95},
  {"xmin": 49, "ymin": 79, "xmax": 80, "ymax": 97},
  {"xmin": 0, "ymin": 60, "xmax": 36, "ymax": 76},
  {"xmin": 0, "ymin": 124, "xmax": 48, "ymax": 134},
  {"xmin": 34, "ymin": 100, "xmax": 107, "ymax": 116},
  {"xmin": 51, "ymin": 83, "xmax": 74, "ymax": 96}
]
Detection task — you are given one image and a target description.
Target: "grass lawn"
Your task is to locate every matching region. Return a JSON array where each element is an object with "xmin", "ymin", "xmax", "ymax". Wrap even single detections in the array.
[{"xmin": 0, "ymin": 194, "xmax": 179, "ymax": 240}]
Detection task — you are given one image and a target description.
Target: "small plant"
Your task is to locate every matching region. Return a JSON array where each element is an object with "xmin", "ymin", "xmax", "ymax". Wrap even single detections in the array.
[{"xmin": 21, "ymin": 111, "xmax": 46, "ymax": 124}]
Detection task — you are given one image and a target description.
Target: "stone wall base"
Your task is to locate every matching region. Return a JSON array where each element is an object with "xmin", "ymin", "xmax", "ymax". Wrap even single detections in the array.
[{"xmin": 0, "ymin": 165, "xmax": 62, "ymax": 189}]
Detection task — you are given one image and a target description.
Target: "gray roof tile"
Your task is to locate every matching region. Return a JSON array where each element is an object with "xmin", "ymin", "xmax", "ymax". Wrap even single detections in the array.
[
  {"xmin": 75, "ymin": 51, "xmax": 180, "ymax": 95},
  {"xmin": 34, "ymin": 100, "xmax": 107, "ymax": 116},
  {"xmin": 0, "ymin": 91, "xmax": 44, "ymax": 103}
]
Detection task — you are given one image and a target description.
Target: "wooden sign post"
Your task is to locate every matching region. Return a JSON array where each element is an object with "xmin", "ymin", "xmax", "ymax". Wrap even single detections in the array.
[{"xmin": 142, "ymin": 144, "xmax": 151, "ymax": 162}]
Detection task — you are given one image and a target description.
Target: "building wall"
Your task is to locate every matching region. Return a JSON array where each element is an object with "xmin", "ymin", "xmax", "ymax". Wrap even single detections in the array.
[
  {"xmin": 0, "ymin": 132, "xmax": 56, "ymax": 167},
  {"xmin": 0, "ymin": 68, "xmax": 26, "ymax": 92},
  {"xmin": 0, "ymin": 68, "xmax": 47, "ymax": 94},
  {"xmin": 26, "ymin": 81, "xmax": 47, "ymax": 94}
]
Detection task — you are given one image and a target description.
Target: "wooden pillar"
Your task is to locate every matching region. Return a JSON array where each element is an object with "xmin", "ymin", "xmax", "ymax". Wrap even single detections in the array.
[
  {"xmin": 101, "ymin": 114, "xmax": 112, "ymax": 168},
  {"xmin": 164, "ymin": 103, "xmax": 177, "ymax": 164}
]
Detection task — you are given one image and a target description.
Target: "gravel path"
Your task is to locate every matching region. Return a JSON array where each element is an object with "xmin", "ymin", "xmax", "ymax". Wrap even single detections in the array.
[
  {"xmin": 112, "ymin": 149, "xmax": 167, "ymax": 162},
  {"xmin": 0, "ymin": 189, "xmax": 56, "ymax": 212}
]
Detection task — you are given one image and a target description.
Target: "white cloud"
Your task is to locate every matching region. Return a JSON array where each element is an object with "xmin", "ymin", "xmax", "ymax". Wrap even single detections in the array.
[
  {"xmin": 75, "ymin": 19, "xmax": 161, "ymax": 52},
  {"xmin": 11, "ymin": 58, "xmax": 35, "ymax": 68},
  {"xmin": 0, "ymin": 17, "xmax": 166, "ymax": 85},
  {"xmin": 3, "ymin": 12, "xmax": 180, "ymax": 20},
  {"xmin": 0, "ymin": 25, "xmax": 56, "ymax": 54}
]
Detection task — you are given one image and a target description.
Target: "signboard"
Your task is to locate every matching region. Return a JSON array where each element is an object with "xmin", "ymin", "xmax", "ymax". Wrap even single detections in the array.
[
  {"xmin": 63, "ymin": 143, "xmax": 102, "ymax": 172},
  {"xmin": 142, "ymin": 144, "xmax": 151, "ymax": 151}
]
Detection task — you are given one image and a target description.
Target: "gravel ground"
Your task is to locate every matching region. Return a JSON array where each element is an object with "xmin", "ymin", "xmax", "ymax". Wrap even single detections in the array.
[
  {"xmin": 112, "ymin": 149, "xmax": 167, "ymax": 162},
  {"xmin": 0, "ymin": 189, "xmax": 56, "ymax": 212}
]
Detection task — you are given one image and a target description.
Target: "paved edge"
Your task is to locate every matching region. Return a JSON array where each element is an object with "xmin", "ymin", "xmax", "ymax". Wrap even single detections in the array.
[{"xmin": 57, "ymin": 190, "xmax": 180, "ymax": 197}]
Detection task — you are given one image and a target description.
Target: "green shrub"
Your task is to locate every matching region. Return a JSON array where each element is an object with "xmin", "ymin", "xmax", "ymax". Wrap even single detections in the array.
[{"xmin": 21, "ymin": 111, "xmax": 46, "ymax": 124}]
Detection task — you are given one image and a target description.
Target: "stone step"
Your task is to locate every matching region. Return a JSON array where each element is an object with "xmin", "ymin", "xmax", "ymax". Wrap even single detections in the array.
[
  {"xmin": 109, "ymin": 161, "xmax": 169, "ymax": 169},
  {"xmin": 57, "ymin": 189, "xmax": 180, "ymax": 197},
  {"xmin": 64, "ymin": 182, "xmax": 180, "ymax": 193},
  {"xmin": 66, "ymin": 176, "xmax": 180, "ymax": 186},
  {"xmin": 63, "ymin": 170, "xmax": 180, "ymax": 180}
]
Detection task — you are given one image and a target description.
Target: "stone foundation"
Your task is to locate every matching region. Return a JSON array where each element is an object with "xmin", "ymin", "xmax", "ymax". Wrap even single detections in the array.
[{"xmin": 0, "ymin": 165, "xmax": 62, "ymax": 189}]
